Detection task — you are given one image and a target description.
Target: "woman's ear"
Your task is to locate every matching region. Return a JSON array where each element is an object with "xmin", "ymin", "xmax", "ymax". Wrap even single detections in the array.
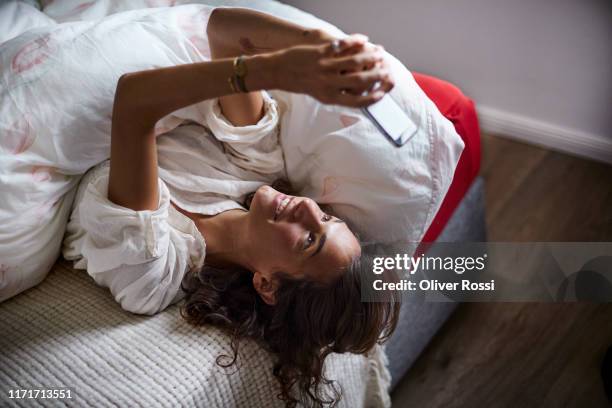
[{"xmin": 252, "ymin": 271, "xmax": 277, "ymax": 305}]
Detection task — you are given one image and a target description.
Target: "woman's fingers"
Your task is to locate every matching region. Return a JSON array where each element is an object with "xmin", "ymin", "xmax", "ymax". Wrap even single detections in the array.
[
  {"xmin": 321, "ymin": 47, "xmax": 385, "ymax": 73},
  {"xmin": 335, "ymin": 68, "xmax": 393, "ymax": 95},
  {"xmin": 361, "ymin": 45, "xmax": 385, "ymax": 71},
  {"xmin": 328, "ymin": 40, "xmax": 394, "ymax": 96},
  {"xmin": 289, "ymin": 35, "xmax": 392, "ymax": 107},
  {"xmin": 324, "ymin": 33, "xmax": 369, "ymax": 57},
  {"xmin": 380, "ymin": 73, "xmax": 395, "ymax": 92}
]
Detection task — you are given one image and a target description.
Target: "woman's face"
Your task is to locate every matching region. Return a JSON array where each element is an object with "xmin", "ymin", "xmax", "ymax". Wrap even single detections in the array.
[{"xmin": 246, "ymin": 185, "xmax": 361, "ymax": 285}]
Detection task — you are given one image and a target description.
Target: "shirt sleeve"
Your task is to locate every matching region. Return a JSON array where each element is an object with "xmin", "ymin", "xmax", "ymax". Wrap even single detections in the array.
[
  {"xmin": 202, "ymin": 90, "xmax": 285, "ymax": 175},
  {"xmin": 77, "ymin": 172, "xmax": 206, "ymax": 315}
]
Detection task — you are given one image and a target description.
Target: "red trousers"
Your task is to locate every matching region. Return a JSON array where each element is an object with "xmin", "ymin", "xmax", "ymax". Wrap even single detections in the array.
[{"xmin": 411, "ymin": 73, "xmax": 481, "ymax": 242}]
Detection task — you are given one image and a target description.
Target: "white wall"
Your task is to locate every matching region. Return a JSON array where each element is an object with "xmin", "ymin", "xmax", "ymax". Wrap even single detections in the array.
[{"xmin": 282, "ymin": 0, "xmax": 612, "ymax": 163}]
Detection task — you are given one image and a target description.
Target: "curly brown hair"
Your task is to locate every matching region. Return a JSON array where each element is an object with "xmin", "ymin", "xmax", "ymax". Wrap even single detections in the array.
[
  {"xmin": 180, "ymin": 181, "xmax": 401, "ymax": 406},
  {"xmin": 180, "ymin": 258, "xmax": 399, "ymax": 407}
]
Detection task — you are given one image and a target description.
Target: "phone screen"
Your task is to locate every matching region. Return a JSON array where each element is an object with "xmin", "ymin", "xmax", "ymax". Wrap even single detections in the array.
[{"xmin": 362, "ymin": 94, "xmax": 418, "ymax": 147}]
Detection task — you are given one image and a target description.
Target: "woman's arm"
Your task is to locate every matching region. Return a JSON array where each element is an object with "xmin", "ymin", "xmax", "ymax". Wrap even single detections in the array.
[
  {"xmin": 208, "ymin": 7, "xmax": 337, "ymax": 127},
  {"xmin": 208, "ymin": 8, "xmax": 385, "ymax": 126},
  {"xmin": 109, "ymin": 24, "xmax": 392, "ymax": 212},
  {"xmin": 108, "ymin": 56, "xmax": 275, "ymax": 212},
  {"xmin": 207, "ymin": 7, "xmax": 334, "ymax": 59}
]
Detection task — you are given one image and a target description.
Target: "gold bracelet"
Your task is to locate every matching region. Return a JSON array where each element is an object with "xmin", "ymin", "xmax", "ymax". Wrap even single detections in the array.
[
  {"xmin": 233, "ymin": 55, "xmax": 249, "ymax": 93},
  {"xmin": 227, "ymin": 74, "xmax": 238, "ymax": 93}
]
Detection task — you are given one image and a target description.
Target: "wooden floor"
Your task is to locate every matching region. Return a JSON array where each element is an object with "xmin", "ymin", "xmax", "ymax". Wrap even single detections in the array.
[{"xmin": 391, "ymin": 133, "xmax": 612, "ymax": 407}]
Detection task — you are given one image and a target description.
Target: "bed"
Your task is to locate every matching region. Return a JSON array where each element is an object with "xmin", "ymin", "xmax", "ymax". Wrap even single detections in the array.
[{"xmin": 0, "ymin": 1, "xmax": 485, "ymax": 406}]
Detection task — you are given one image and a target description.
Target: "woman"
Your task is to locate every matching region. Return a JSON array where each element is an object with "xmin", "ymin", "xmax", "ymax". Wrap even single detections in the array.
[{"xmin": 63, "ymin": 7, "xmax": 400, "ymax": 407}]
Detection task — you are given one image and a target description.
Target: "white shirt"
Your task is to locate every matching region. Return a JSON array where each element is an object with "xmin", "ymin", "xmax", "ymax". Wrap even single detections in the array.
[{"xmin": 62, "ymin": 92, "xmax": 285, "ymax": 315}]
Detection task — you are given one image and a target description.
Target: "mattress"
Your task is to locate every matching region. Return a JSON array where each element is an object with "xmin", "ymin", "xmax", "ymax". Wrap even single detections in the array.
[
  {"xmin": 386, "ymin": 177, "xmax": 487, "ymax": 389},
  {"xmin": 0, "ymin": 259, "xmax": 391, "ymax": 407}
]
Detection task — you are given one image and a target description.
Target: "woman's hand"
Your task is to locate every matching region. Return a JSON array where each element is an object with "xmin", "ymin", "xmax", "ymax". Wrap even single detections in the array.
[{"xmin": 272, "ymin": 34, "xmax": 395, "ymax": 108}]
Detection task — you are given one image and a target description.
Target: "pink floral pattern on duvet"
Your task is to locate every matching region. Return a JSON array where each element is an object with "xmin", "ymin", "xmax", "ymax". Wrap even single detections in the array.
[
  {"xmin": 31, "ymin": 166, "xmax": 59, "ymax": 182},
  {"xmin": 1, "ymin": 115, "xmax": 35, "ymax": 155},
  {"xmin": 177, "ymin": 8, "xmax": 212, "ymax": 59},
  {"xmin": 11, "ymin": 34, "xmax": 53, "ymax": 74},
  {"xmin": 339, "ymin": 114, "xmax": 360, "ymax": 127},
  {"xmin": 322, "ymin": 176, "xmax": 340, "ymax": 196},
  {"xmin": 59, "ymin": 1, "xmax": 94, "ymax": 19}
]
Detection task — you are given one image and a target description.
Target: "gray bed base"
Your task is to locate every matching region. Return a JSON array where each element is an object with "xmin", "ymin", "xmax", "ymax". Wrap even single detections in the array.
[{"xmin": 386, "ymin": 177, "xmax": 487, "ymax": 390}]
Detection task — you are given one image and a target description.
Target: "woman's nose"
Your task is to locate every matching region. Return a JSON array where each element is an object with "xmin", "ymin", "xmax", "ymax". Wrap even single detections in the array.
[{"xmin": 295, "ymin": 199, "xmax": 322, "ymax": 229}]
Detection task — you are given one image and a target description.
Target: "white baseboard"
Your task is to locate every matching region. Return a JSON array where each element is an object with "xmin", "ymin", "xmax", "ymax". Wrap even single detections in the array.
[{"xmin": 476, "ymin": 105, "xmax": 612, "ymax": 165}]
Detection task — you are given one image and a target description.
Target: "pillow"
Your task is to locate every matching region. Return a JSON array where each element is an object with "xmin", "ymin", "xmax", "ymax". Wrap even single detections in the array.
[{"xmin": 271, "ymin": 59, "xmax": 464, "ymax": 245}]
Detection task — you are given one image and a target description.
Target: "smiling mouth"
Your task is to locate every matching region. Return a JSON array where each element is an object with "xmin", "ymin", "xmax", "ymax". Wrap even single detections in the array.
[{"xmin": 274, "ymin": 195, "xmax": 294, "ymax": 221}]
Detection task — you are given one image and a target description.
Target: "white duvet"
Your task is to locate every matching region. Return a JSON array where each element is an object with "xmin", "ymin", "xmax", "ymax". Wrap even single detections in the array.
[{"xmin": 0, "ymin": 0, "xmax": 463, "ymax": 303}]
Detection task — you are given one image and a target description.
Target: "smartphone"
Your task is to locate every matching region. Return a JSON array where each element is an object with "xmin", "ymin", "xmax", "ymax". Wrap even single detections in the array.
[{"xmin": 361, "ymin": 91, "xmax": 418, "ymax": 147}]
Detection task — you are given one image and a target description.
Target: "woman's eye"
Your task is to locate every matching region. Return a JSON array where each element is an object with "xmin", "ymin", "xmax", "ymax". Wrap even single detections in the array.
[
  {"xmin": 304, "ymin": 232, "xmax": 316, "ymax": 249},
  {"xmin": 322, "ymin": 214, "xmax": 332, "ymax": 222}
]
